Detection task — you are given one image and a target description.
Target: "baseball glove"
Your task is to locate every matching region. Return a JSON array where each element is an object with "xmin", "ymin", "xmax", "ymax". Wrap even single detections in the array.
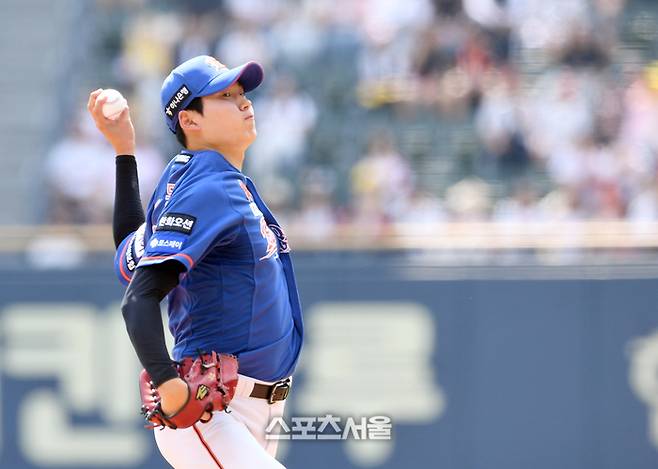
[{"xmin": 139, "ymin": 351, "xmax": 239, "ymax": 429}]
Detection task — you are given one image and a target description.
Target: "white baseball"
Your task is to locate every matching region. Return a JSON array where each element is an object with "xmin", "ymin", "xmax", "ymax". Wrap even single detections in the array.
[{"xmin": 98, "ymin": 89, "xmax": 128, "ymax": 120}]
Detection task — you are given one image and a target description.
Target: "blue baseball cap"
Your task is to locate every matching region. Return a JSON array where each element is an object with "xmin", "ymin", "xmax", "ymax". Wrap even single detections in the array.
[{"xmin": 161, "ymin": 55, "xmax": 264, "ymax": 133}]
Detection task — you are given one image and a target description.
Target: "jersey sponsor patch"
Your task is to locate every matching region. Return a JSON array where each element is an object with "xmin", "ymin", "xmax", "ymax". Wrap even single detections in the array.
[
  {"xmin": 156, "ymin": 212, "xmax": 197, "ymax": 234},
  {"xmin": 148, "ymin": 233, "xmax": 186, "ymax": 253}
]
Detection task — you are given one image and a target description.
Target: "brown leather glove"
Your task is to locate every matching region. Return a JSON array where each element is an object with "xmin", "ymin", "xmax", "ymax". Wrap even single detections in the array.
[{"xmin": 139, "ymin": 352, "xmax": 238, "ymax": 429}]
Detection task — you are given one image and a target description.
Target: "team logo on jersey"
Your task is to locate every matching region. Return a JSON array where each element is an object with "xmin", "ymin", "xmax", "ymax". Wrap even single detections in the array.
[
  {"xmin": 268, "ymin": 223, "xmax": 291, "ymax": 253},
  {"xmin": 156, "ymin": 212, "xmax": 196, "ymax": 234},
  {"xmin": 205, "ymin": 57, "xmax": 227, "ymax": 73},
  {"xmin": 238, "ymin": 180, "xmax": 264, "ymax": 217},
  {"xmin": 196, "ymin": 384, "xmax": 210, "ymax": 400},
  {"xmin": 237, "ymin": 181, "xmax": 278, "ymax": 260},
  {"xmin": 259, "ymin": 218, "xmax": 279, "ymax": 261}
]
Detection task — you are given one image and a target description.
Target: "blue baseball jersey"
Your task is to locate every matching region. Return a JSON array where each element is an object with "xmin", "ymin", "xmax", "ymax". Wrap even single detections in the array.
[{"xmin": 114, "ymin": 150, "xmax": 303, "ymax": 382}]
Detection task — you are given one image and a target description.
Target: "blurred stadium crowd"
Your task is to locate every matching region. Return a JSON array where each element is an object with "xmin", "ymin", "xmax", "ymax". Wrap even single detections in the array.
[{"xmin": 45, "ymin": 0, "xmax": 658, "ymax": 237}]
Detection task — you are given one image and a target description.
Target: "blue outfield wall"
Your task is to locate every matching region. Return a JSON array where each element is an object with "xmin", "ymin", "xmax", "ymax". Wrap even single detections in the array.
[{"xmin": 1, "ymin": 251, "xmax": 658, "ymax": 469}]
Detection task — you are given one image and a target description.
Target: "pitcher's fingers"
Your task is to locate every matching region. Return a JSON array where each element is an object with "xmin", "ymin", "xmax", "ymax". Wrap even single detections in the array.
[
  {"xmin": 91, "ymin": 95, "xmax": 110, "ymax": 120},
  {"xmin": 90, "ymin": 94, "xmax": 107, "ymax": 119},
  {"xmin": 115, "ymin": 106, "xmax": 131, "ymax": 122},
  {"xmin": 87, "ymin": 88, "xmax": 103, "ymax": 113}
]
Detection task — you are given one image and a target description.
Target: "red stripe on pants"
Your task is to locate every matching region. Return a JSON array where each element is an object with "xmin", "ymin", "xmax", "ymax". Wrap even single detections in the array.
[{"xmin": 193, "ymin": 424, "xmax": 225, "ymax": 469}]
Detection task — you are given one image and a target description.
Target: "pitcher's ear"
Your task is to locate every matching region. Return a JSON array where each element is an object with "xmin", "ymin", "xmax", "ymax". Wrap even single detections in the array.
[{"xmin": 179, "ymin": 110, "xmax": 201, "ymax": 131}]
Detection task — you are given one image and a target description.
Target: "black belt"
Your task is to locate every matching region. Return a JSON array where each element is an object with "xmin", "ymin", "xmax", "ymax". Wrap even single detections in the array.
[{"xmin": 250, "ymin": 378, "xmax": 291, "ymax": 404}]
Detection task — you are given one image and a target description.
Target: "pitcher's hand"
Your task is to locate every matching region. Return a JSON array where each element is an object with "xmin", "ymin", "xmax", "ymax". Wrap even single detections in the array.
[{"xmin": 87, "ymin": 88, "xmax": 136, "ymax": 156}]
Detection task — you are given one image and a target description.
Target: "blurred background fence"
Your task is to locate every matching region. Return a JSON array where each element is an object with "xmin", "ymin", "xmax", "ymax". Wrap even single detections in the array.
[
  {"xmin": 3, "ymin": 0, "xmax": 658, "ymax": 468},
  {"xmin": 2, "ymin": 250, "xmax": 658, "ymax": 469}
]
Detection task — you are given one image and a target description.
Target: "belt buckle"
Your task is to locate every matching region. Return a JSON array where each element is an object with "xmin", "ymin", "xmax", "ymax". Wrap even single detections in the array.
[{"xmin": 268, "ymin": 379, "xmax": 291, "ymax": 404}]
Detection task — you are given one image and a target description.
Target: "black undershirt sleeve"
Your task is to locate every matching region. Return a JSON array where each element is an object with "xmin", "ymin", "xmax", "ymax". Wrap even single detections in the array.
[
  {"xmin": 113, "ymin": 155, "xmax": 146, "ymax": 248},
  {"xmin": 121, "ymin": 261, "xmax": 186, "ymax": 386}
]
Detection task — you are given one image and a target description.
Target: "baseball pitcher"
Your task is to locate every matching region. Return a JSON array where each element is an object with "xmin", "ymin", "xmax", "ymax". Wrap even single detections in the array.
[{"xmin": 88, "ymin": 56, "xmax": 304, "ymax": 468}]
